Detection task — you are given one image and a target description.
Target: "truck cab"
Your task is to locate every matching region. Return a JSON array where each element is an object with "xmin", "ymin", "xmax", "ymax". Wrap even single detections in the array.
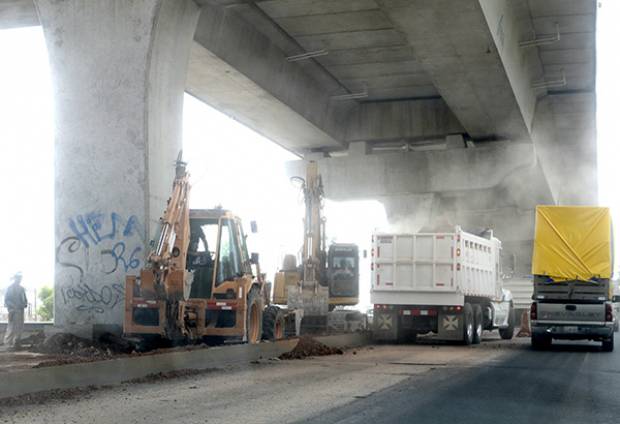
[{"xmin": 531, "ymin": 276, "xmax": 616, "ymax": 351}]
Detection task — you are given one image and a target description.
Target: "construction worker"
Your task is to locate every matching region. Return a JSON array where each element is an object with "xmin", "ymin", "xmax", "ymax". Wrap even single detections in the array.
[{"xmin": 3, "ymin": 272, "xmax": 28, "ymax": 349}]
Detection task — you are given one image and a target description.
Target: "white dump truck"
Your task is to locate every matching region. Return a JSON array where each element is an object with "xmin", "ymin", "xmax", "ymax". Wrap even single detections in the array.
[{"xmin": 371, "ymin": 226, "xmax": 515, "ymax": 344}]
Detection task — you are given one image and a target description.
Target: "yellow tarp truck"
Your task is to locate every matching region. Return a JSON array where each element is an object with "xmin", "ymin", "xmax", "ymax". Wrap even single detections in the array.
[{"xmin": 530, "ymin": 206, "xmax": 616, "ymax": 351}]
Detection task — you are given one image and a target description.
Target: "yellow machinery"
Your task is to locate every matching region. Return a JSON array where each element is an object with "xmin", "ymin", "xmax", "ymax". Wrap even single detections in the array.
[
  {"xmin": 124, "ymin": 157, "xmax": 268, "ymax": 345},
  {"xmin": 273, "ymin": 161, "xmax": 361, "ymax": 332}
]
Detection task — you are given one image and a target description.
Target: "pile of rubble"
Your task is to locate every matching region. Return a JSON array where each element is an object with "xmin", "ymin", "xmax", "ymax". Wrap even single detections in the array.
[
  {"xmin": 12, "ymin": 332, "xmax": 137, "ymax": 366},
  {"xmin": 279, "ymin": 336, "xmax": 343, "ymax": 360}
]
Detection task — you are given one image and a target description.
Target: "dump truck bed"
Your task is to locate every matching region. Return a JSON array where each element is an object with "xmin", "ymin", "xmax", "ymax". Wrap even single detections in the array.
[{"xmin": 371, "ymin": 227, "xmax": 502, "ymax": 306}]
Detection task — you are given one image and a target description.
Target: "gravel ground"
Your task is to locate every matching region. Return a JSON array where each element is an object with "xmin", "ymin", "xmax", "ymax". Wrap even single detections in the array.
[{"xmin": 0, "ymin": 334, "xmax": 524, "ymax": 423}]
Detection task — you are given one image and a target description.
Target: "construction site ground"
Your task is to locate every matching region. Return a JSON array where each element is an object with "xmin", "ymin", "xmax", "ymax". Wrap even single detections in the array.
[
  {"xmin": 3, "ymin": 334, "xmax": 620, "ymax": 423},
  {"xmin": 0, "ymin": 334, "xmax": 209, "ymax": 372}
]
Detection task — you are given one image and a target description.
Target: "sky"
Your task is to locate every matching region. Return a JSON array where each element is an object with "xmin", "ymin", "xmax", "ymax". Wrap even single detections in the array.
[
  {"xmin": 596, "ymin": 0, "xmax": 619, "ymax": 275},
  {"xmin": 0, "ymin": 3, "xmax": 615, "ymax": 305}
]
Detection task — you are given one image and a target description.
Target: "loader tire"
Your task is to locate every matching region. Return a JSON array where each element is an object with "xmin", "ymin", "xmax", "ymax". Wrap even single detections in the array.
[
  {"xmin": 246, "ymin": 288, "xmax": 263, "ymax": 344},
  {"xmin": 499, "ymin": 306, "xmax": 515, "ymax": 340},
  {"xmin": 262, "ymin": 305, "xmax": 286, "ymax": 341},
  {"xmin": 462, "ymin": 303, "xmax": 474, "ymax": 345},
  {"xmin": 472, "ymin": 304, "xmax": 483, "ymax": 345}
]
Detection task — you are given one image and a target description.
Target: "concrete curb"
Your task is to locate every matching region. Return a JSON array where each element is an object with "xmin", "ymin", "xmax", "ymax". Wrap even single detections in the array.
[{"xmin": 0, "ymin": 333, "xmax": 369, "ymax": 399}]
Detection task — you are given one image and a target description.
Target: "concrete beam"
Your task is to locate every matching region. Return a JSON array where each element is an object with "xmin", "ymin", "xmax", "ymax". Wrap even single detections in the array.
[
  {"xmin": 376, "ymin": 0, "xmax": 532, "ymax": 141},
  {"xmin": 0, "ymin": 0, "xmax": 37, "ymax": 29},
  {"xmin": 36, "ymin": 0, "xmax": 200, "ymax": 330},
  {"xmin": 532, "ymin": 91, "xmax": 597, "ymax": 205},
  {"xmin": 188, "ymin": 2, "xmax": 356, "ymax": 152},
  {"xmin": 345, "ymin": 98, "xmax": 464, "ymax": 144},
  {"xmin": 287, "ymin": 141, "xmax": 538, "ymax": 199}
]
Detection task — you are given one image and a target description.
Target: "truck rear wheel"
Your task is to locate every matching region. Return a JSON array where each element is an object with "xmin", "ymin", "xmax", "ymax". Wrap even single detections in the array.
[
  {"xmin": 499, "ymin": 306, "xmax": 515, "ymax": 340},
  {"xmin": 602, "ymin": 333, "xmax": 614, "ymax": 352},
  {"xmin": 262, "ymin": 305, "xmax": 285, "ymax": 341},
  {"xmin": 531, "ymin": 333, "xmax": 551, "ymax": 350},
  {"xmin": 472, "ymin": 304, "xmax": 482, "ymax": 344},
  {"xmin": 462, "ymin": 303, "xmax": 474, "ymax": 345}
]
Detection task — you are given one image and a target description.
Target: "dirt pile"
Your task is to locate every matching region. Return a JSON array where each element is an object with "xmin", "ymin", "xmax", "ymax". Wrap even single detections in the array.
[
  {"xmin": 30, "ymin": 333, "xmax": 135, "ymax": 361},
  {"xmin": 123, "ymin": 368, "xmax": 217, "ymax": 384},
  {"xmin": 15, "ymin": 331, "xmax": 46, "ymax": 348},
  {"xmin": 279, "ymin": 336, "xmax": 343, "ymax": 360}
]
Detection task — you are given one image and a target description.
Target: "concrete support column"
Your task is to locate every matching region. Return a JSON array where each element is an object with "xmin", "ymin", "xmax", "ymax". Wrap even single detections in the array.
[{"xmin": 36, "ymin": 0, "xmax": 200, "ymax": 333}]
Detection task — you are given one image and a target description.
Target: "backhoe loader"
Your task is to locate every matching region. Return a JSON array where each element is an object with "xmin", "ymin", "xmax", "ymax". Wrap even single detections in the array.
[{"xmin": 124, "ymin": 156, "xmax": 266, "ymax": 345}]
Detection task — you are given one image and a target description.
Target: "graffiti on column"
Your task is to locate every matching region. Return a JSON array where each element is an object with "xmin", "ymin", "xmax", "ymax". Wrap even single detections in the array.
[{"xmin": 56, "ymin": 212, "xmax": 144, "ymax": 314}]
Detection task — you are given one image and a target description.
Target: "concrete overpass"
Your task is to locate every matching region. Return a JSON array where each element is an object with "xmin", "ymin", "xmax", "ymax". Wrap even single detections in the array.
[{"xmin": 0, "ymin": 0, "xmax": 597, "ymax": 333}]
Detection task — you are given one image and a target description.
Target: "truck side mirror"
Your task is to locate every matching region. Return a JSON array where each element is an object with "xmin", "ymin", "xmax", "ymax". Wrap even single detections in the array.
[
  {"xmin": 251, "ymin": 252, "xmax": 259, "ymax": 264},
  {"xmin": 250, "ymin": 221, "xmax": 258, "ymax": 233}
]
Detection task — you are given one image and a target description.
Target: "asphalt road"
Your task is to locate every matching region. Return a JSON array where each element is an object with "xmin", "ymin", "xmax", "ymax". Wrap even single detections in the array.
[
  {"xmin": 302, "ymin": 339, "xmax": 620, "ymax": 424},
  {"xmin": 2, "ymin": 336, "xmax": 619, "ymax": 423}
]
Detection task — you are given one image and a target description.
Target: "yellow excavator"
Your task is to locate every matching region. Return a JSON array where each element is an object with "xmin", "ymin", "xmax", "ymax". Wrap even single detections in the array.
[
  {"xmin": 272, "ymin": 161, "xmax": 362, "ymax": 333},
  {"xmin": 124, "ymin": 155, "xmax": 270, "ymax": 345}
]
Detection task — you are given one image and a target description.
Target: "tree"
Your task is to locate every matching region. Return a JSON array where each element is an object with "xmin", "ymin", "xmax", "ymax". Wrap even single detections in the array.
[{"xmin": 37, "ymin": 286, "xmax": 53, "ymax": 321}]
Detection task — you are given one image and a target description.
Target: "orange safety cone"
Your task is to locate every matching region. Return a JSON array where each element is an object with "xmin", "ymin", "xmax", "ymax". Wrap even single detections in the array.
[{"xmin": 516, "ymin": 310, "xmax": 531, "ymax": 337}]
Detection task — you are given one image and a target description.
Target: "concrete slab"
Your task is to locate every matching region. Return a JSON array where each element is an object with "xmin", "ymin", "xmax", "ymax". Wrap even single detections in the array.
[
  {"xmin": 532, "ymin": 12, "xmax": 595, "ymax": 34},
  {"xmin": 296, "ymin": 29, "xmax": 406, "ymax": 51},
  {"xmin": 528, "ymin": 0, "xmax": 595, "ymax": 17},
  {"xmin": 257, "ymin": 0, "xmax": 379, "ymax": 19},
  {"xmin": 318, "ymin": 45, "xmax": 415, "ymax": 66},
  {"xmin": 275, "ymin": 10, "xmax": 392, "ymax": 36},
  {"xmin": 0, "ymin": 333, "xmax": 369, "ymax": 399}
]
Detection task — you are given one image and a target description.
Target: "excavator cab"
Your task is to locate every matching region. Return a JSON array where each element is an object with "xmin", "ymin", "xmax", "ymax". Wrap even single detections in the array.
[{"xmin": 327, "ymin": 243, "xmax": 359, "ymax": 306}]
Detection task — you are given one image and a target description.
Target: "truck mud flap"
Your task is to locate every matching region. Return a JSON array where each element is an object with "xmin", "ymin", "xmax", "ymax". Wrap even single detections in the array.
[
  {"xmin": 437, "ymin": 309, "xmax": 464, "ymax": 341},
  {"xmin": 373, "ymin": 311, "xmax": 399, "ymax": 341}
]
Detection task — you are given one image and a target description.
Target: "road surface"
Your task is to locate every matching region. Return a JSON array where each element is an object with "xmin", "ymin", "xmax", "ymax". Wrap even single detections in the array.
[{"xmin": 2, "ymin": 335, "xmax": 619, "ymax": 423}]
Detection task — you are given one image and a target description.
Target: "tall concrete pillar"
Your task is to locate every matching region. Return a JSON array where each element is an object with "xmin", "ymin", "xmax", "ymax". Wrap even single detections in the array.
[{"xmin": 35, "ymin": 0, "xmax": 200, "ymax": 334}]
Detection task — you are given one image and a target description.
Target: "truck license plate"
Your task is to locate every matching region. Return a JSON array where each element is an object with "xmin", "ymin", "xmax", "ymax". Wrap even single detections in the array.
[{"xmin": 563, "ymin": 326, "xmax": 578, "ymax": 333}]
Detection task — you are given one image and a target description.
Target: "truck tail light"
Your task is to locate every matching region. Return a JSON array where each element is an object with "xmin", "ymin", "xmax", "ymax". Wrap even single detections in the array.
[
  {"xmin": 530, "ymin": 302, "xmax": 537, "ymax": 321},
  {"xmin": 606, "ymin": 303, "xmax": 613, "ymax": 322},
  {"xmin": 374, "ymin": 304, "xmax": 393, "ymax": 310},
  {"xmin": 443, "ymin": 305, "xmax": 463, "ymax": 313}
]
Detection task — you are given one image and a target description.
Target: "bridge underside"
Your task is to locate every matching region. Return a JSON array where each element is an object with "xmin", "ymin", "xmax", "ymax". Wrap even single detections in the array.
[{"xmin": 0, "ymin": 0, "xmax": 597, "ymax": 328}]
